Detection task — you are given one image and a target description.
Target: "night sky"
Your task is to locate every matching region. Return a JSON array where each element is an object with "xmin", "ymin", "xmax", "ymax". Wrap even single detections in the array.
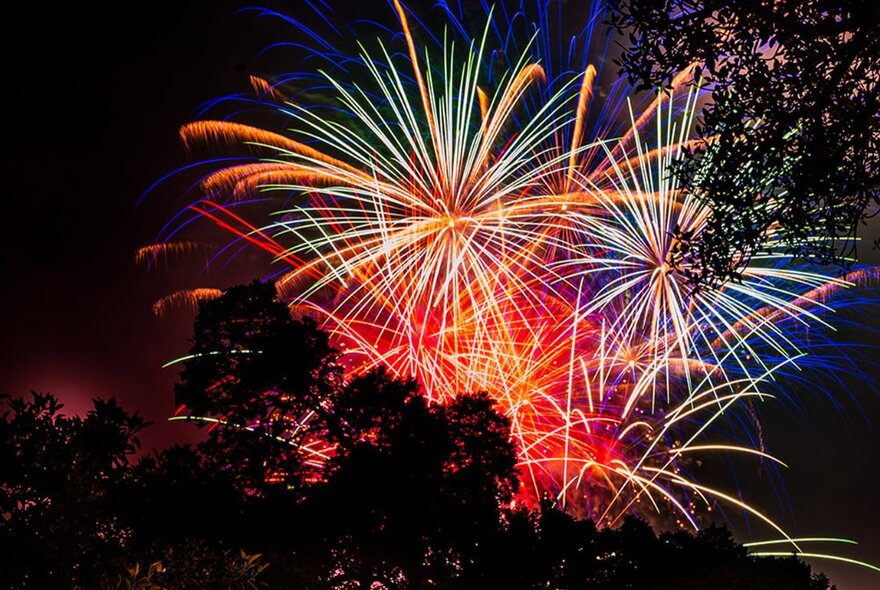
[{"xmin": 2, "ymin": 2, "xmax": 878, "ymax": 588}]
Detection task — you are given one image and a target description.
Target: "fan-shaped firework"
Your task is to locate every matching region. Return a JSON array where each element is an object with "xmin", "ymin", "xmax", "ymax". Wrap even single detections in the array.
[{"xmin": 153, "ymin": 0, "xmax": 876, "ymax": 544}]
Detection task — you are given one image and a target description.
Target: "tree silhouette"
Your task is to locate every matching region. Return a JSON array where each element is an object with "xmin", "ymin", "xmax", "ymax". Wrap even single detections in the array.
[
  {"xmin": 0, "ymin": 393, "xmax": 273, "ymax": 589},
  {"xmin": 0, "ymin": 282, "xmax": 839, "ymax": 589},
  {"xmin": 174, "ymin": 280, "xmax": 343, "ymax": 495},
  {"xmin": 168, "ymin": 281, "xmax": 835, "ymax": 589},
  {"xmin": 126, "ymin": 444, "xmax": 246, "ymax": 550},
  {"xmin": 605, "ymin": 0, "xmax": 880, "ymax": 287},
  {"xmin": 172, "ymin": 281, "xmax": 522, "ymax": 588},
  {"xmin": 307, "ymin": 371, "xmax": 519, "ymax": 589},
  {"xmin": 0, "ymin": 393, "xmax": 146, "ymax": 589}
]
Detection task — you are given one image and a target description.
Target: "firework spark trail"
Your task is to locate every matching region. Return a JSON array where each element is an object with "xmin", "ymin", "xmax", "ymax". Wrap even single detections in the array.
[
  {"xmin": 556, "ymin": 89, "xmax": 857, "ymax": 399},
  {"xmin": 154, "ymin": 1, "xmax": 878, "ymax": 555}
]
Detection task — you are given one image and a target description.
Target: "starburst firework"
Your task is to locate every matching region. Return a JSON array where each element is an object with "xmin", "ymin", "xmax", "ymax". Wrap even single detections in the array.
[{"xmin": 152, "ymin": 0, "xmax": 877, "ymax": 552}]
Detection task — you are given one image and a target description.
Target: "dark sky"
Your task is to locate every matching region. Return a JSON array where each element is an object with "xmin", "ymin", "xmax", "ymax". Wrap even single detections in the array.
[{"xmin": 1, "ymin": 1, "xmax": 877, "ymax": 588}]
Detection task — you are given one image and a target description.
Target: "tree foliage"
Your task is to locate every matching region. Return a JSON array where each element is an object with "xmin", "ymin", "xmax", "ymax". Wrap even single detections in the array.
[
  {"xmin": 0, "ymin": 282, "xmax": 838, "ymax": 589},
  {"xmin": 308, "ymin": 372, "xmax": 519, "ymax": 589},
  {"xmin": 172, "ymin": 281, "xmax": 521, "ymax": 588},
  {"xmin": 174, "ymin": 280, "xmax": 342, "ymax": 494},
  {"xmin": 605, "ymin": 0, "xmax": 880, "ymax": 286},
  {"xmin": 0, "ymin": 393, "xmax": 146, "ymax": 589},
  {"xmin": 109, "ymin": 544, "xmax": 269, "ymax": 590}
]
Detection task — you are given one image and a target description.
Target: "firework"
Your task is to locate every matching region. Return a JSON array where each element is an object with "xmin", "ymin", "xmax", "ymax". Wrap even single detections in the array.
[{"xmin": 152, "ymin": 0, "xmax": 876, "ymax": 554}]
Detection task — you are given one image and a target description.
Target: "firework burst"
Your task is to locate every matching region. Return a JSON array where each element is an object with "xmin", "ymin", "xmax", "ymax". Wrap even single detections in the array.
[{"xmin": 152, "ymin": 0, "xmax": 877, "ymax": 552}]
